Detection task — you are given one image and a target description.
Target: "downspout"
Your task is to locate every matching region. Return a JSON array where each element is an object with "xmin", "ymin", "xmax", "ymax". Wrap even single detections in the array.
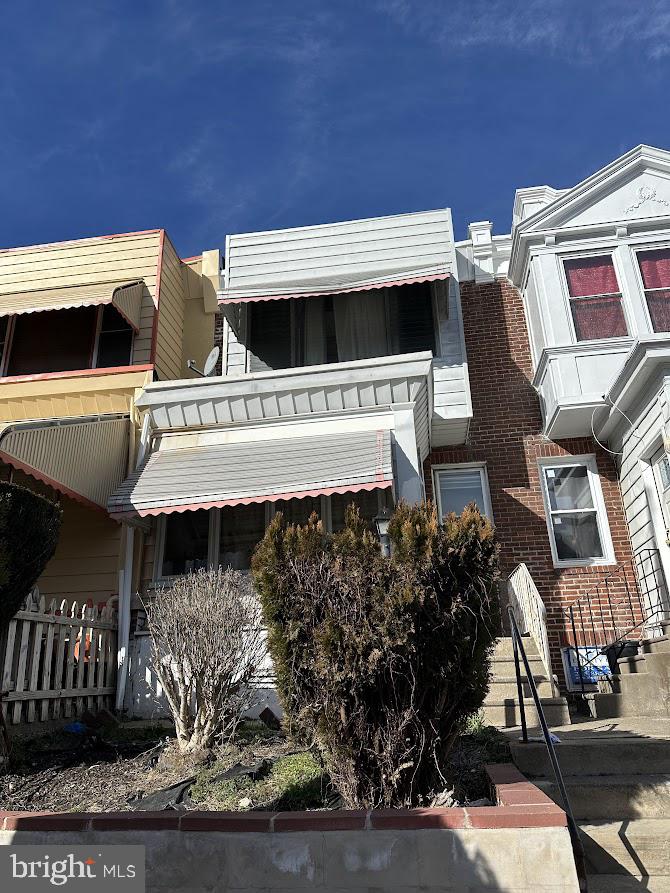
[{"xmin": 115, "ymin": 412, "xmax": 152, "ymax": 712}]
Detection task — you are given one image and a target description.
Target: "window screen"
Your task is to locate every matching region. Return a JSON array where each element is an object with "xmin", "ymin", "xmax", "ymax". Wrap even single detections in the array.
[
  {"xmin": 248, "ymin": 301, "xmax": 292, "ymax": 372},
  {"xmin": 542, "ymin": 464, "xmax": 604, "ymax": 562},
  {"xmin": 563, "ymin": 256, "xmax": 627, "ymax": 341},
  {"xmin": 219, "ymin": 503, "xmax": 266, "ymax": 570},
  {"xmin": 435, "ymin": 468, "xmax": 488, "ymax": 519},
  {"xmin": 96, "ymin": 305, "xmax": 133, "ymax": 368},
  {"xmin": 637, "ymin": 248, "xmax": 670, "ymax": 333}
]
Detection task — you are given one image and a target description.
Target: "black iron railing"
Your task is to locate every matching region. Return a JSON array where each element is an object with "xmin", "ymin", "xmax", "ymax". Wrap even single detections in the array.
[
  {"xmin": 564, "ymin": 548, "xmax": 668, "ymax": 693},
  {"xmin": 508, "ymin": 607, "xmax": 588, "ymax": 893}
]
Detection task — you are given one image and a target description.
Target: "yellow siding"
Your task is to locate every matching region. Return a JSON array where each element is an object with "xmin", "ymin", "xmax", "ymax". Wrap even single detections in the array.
[
  {"xmin": 0, "ymin": 230, "xmax": 162, "ymax": 367},
  {"xmin": 0, "ymin": 369, "xmax": 152, "ymax": 424},
  {"xmin": 181, "ymin": 257, "xmax": 216, "ymax": 377},
  {"xmin": 1, "ymin": 470, "xmax": 122, "ymax": 607},
  {"xmin": 154, "ymin": 235, "xmax": 187, "ymax": 381}
]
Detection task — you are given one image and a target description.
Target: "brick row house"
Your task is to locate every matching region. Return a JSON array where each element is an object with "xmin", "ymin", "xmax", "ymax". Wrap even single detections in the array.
[{"xmin": 3, "ymin": 144, "xmax": 670, "ymax": 719}]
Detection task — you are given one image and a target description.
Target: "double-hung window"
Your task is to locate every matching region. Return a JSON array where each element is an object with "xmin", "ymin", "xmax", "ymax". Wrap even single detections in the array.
[
  {"xmin": 539, "ymin": 457, "xmax": 614, "ymax": 567},
  {"xmin": 637, "ymin": 247, "xmax": 670, "ymax": 333},
  {"xmin": 563, "ymin": 255, "xmax": 628, "ymax": 342},
  {"xmin": 433, "ymin": 464, "xmax": 492, "ymax": 521}
]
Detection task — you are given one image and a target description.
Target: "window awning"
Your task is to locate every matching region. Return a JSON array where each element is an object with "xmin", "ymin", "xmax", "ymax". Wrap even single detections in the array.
[
  {"xmin": 219, "ymin": 269, "xmax": 450, "ymax": 304},
  {"xmin": 108, "ymin": 428, "xmax": 393, "ymax": 518},
  {"xmin": 0, "ymin": 416, "xmax": 130, "ymax": 511},
  {"xmin": 0, "ymin": 280, "xmax": 144, "ymax": 331}
]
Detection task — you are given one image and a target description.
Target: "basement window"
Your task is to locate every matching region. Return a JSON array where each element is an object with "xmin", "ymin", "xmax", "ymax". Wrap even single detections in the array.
[
  {"xmin": 563, "ymin": 255, "xmax": 628, "ymax": 341},
  {"xmin": 538, "ymin": 456, "xmax": 615, "ymax": 567},
  {"xmin": 637, "ymin": 247, "xmax": 670, "ymax": 333}
]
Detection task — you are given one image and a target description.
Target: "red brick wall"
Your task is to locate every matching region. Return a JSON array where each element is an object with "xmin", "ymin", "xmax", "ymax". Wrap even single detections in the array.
[{"xmin": 424, "ymin": 278, "xmax": 637, "ymax": 681}]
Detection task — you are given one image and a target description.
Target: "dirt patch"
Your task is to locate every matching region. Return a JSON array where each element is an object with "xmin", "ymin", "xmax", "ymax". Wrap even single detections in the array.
[{"xmin": 0, "ymin": 718, "xmax": 509, "ymax": 813}]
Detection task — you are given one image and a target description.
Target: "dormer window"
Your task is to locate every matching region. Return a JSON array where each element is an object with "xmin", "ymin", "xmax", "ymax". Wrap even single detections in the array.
[
  {"xmin": 637, "ymin": 248, "xmax": 670, "ymax": 333},
  {"xmin": 563, "ymin": 255, "xmax": 627, "ymax": 342}
]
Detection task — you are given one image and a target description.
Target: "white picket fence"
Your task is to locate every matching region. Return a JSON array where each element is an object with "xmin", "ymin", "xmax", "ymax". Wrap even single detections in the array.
[{"xmin": 0, "ymin": 591, "xmax": 117, "ymax": 725}]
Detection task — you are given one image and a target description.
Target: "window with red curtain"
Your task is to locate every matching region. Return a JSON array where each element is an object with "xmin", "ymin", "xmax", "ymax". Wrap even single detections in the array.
[
  {"xmin": 637, "ymin": 248, "xmax": 670, "ymax": 333},
  {"xmin": 563, "ymin": 255, "xmax": 628, "ymax": 342}
]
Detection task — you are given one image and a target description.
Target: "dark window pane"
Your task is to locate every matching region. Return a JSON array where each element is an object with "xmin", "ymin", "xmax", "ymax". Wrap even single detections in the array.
[
  {"xmin": 97, "ymin": 330, "xmax": 133, "ymax": 367},
  {"xmin": 393, "ymin": 282, "xmax": 436, "ymax": 355},
  {"xmin": 162, "ymin": 510, "xmax": 209, "ymax": 576},
  {"xmin": 437, "ymin": 469, "xmax": 485, "ymax": 518},
  {"xmin": 330, "ymin": 490, "xmax": 381, "ymax": 531},
  {"xmin": 564, "ymin": 256, "xmax": 619, "ymax": 297},
  {"xmin": 219, "ymin": 503, "xmax": 266, "ymax": 570},
  {"xmin": 248, "ymin": 301, "xmax": 292, "ymax": 372},
  {"xmin": 544, "ymin": 466, "xmax": 593, "ymax": 511},
  {"xmin": 275, "ymin": 496, "xmax": 322, "ymax": 526},
  {"xmin": 551, "ymin": 512, "xmax": 603, "ymax": 561},
  {"xmin": 646, "ymin": 289, "xmax": 670, "ymax": 333},
  {"xmin": 7, "ymin": 307, "xmax": 96, "ymax": 375},
  {"xmin": 570, "ymin": 295, "xmax": 628, "ymax": 341}
]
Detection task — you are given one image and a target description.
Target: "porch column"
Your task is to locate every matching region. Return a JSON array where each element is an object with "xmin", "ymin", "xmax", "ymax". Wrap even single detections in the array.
[
  {"xmin": 391, "ymin": 404, "xmax": 424, "ymax": 505},
  {"xmin": 115, "ymin": 523, "xmax": 134, "ymax": 711}
]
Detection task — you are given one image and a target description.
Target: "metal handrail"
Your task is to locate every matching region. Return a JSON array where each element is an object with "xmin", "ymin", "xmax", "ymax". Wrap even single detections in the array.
[
  {"xmin": 508, "ymin": 563, "xmax": 557, "ymax": 696},
  {"xmin": 563, "ymin": 548, "xmax": 668, "ymax": 692},
  {"xmin": 508, "ymin": 606, "xmax": 588, "ymax": 893}
]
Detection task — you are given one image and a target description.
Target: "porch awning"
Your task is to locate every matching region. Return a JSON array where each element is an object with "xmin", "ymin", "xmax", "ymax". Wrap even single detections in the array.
[
  {"xmin": 108, "ymin": 428, "xmax": 393, "ymax": 517},
  {"xmin": 0, "ymin": 416, "xmax": 130, "ymax": 510},
  {"xmin": 219, "ymin": 269, "xmax": 450, "ymax": 304},
  {"xmin": 0, "ymin": 280, "xmax": 144, "ymax": 331}
]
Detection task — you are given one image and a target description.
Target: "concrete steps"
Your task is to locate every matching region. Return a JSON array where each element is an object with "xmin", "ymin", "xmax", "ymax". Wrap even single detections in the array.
[
  {"xmin": 510, "ymin": 716, "xmax": 670, "ymax": 890},
  {"xmin": 535, "ymin": 774, "xmax": 670, "ymax": 820},
  {"xmin": 587, "ymin": 874, "xmax": 670, "ymax": 892},
  {"xmin": 594, "ymin": 633, "xmax": 670, "ymax": 719},
  {"xmin": 512, "ymin": 737, "xmax": 670, "ymax": 777},
  {"xmin": 580, "ymin": 819, "xmax": 670, "ymax": 877},
  {"xmin": 484, "ymin": 636, "xmax": 570, "ymax": 728}
]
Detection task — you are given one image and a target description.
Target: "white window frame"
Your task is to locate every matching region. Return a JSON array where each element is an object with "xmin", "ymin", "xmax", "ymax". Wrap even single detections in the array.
[
  {"xmin": 538, "ymin": 454, "xmax": 615, "ymax": 569},
  {"xmin": 558, "ymin": 249, "xmax": 630, "ymax": 345},
  {"xmin": 632, "ymin": 243, "xmax": 670, "ymax": 335},
  {"xmin": 432, "ymin": 462, "xmax": 493, "ymax": 522}
]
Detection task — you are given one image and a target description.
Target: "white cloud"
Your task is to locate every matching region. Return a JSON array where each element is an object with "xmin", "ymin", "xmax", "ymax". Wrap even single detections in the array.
[{"xmin": 377, "ymin": 0, "xmax": 670, "ymax": 62}]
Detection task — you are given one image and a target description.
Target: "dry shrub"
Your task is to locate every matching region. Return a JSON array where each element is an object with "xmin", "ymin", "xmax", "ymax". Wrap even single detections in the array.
[
  {"xmin": 252, "ymin": 501, "xmax": 499, "ymax": 808},
  {"xmin": 144, "ymin": 567, "xmax": 266, "ymax": 755}
]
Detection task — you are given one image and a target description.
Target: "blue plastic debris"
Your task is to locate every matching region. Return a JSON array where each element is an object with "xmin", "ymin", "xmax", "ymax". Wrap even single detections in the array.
[{"xmin": 63, "ymin": 721, "xmax": 87, "ymax": 734}]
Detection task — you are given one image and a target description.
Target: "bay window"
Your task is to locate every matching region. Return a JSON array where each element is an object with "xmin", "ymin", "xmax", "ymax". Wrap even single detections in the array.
[
  {"xmin": 433, "ymin": 464, "xmax": 492, "ymax": 521},
  {"xmin": 539, "ymin": 457, "xmax": 614, "ymax": 567},
  {"xmin": 637, "ymin": 247, "xmax": 670, "ymax": 333},
  {"xmin": 563, "ymin": 255, "xmax": 627, "ymax": 342}
]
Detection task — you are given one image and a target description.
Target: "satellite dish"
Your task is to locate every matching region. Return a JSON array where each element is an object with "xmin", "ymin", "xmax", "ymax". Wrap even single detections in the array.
[
  {"xmin": 203, "ymin": 346, "xmax": 220, "ymax": 377},
  {"xmin": 186, "ymin": 345, "xmax": 221, "ymax": 377}
]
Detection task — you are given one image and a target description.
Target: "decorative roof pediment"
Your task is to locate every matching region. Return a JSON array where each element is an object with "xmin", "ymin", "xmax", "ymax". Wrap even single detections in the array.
[{"xmin": 517, "ymin": 145, "xmax": 670, "ymax": 236}]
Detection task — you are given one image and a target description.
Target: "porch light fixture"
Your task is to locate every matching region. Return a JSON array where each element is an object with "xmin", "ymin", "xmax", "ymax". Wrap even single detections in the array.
[{"xmin": 374, "ymin": 506, "xmax": 392, "ymax": 558}]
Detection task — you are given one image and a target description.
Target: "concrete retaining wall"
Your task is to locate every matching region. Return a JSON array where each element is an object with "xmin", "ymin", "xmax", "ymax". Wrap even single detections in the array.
[{"xmin": 0, "ymin": 765, "xmax": 580, "ymax": 892}]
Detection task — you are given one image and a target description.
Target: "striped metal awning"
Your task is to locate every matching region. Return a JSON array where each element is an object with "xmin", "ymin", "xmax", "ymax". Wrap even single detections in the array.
[
  {"xmin": 108, "ymin": 428, "xmax": 393, "ymax": 517},
  {"xmin": 219, "ymin": 269, "xmax": 450, "ymax": 304},
  {"xmin": 0, "ymin": 416, "xmax": 130, "ymax": 510},
  {"xmin": 0, "ymin": 280, "xmax": 144, "ymax": 331}
]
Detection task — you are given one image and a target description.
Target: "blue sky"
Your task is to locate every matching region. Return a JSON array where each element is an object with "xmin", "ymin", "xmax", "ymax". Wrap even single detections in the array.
[{"xmin": 1, "ymin": 1, "xmax": 669, "ymax": 257}]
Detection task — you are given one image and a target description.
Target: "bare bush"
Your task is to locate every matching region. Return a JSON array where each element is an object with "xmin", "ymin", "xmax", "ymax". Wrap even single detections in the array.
[{"xmin": 143, "ymin": 567, "xmax": 266, "ymax": 755}]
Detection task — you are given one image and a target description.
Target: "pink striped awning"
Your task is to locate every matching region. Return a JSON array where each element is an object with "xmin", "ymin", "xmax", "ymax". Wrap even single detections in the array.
[
  {"xmin": 108, "ymin": 428, "xmax": 393, "ymax": 518},
  {"xmin": 219, "ymin": 270, "xmax": 450, "ymax": 304}
]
